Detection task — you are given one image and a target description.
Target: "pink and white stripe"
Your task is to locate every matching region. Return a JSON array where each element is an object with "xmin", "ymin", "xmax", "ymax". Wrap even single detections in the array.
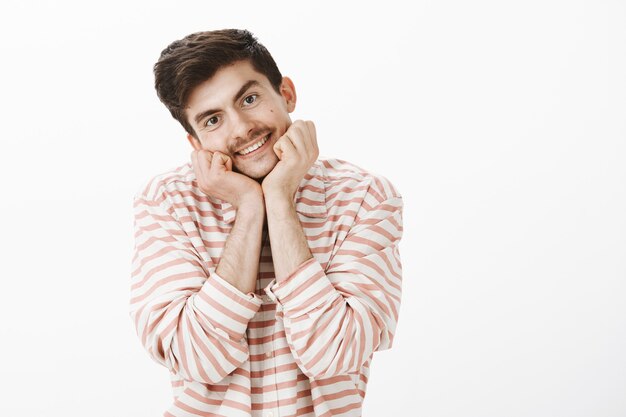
[{"xmin": 130, "ymin": 158, "xmax": 403, "ymax": 416}]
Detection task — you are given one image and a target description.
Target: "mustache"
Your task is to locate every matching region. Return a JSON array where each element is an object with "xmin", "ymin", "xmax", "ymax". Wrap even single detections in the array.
[{"xmin": 230, "ymin": 128, "xmax": 273, "ymax": 152}]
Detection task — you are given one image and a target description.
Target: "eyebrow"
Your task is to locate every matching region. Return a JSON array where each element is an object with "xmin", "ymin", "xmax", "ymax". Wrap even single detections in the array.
[{"xmin": 193, "ymin": 80, "xmax": 261, "ymax": 125}]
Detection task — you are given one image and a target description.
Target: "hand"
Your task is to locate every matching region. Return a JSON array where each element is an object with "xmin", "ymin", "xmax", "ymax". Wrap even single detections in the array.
[
  {"xmin": 262, "ymin": 120, "xmax": 319, "ymax": 200},
  {"xmin": 191, "ymin": 150, "xmax": 263, "ymax": 210}
]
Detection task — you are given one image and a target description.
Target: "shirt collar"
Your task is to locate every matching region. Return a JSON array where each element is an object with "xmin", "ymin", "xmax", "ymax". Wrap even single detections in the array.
[{"xmin": 221, "ymin": 161, "xmax": 328, "ymax": 224}]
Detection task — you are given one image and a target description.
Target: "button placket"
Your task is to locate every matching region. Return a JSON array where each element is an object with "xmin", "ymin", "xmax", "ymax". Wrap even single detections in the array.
[{"xmin": 261, "ymin": 235, "xmax": 280, "ymax": 417}]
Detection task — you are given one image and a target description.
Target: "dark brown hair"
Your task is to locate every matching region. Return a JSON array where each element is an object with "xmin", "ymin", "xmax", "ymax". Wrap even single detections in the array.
[{"xmin": 154, "ymin": 29, "xmax": 283, "ymax": 138}]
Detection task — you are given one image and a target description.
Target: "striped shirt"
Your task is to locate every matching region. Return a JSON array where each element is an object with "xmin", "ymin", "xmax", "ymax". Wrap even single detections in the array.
[{"xmin": 130, "ymin": 158, "xmax": 403, "ymax": 417}]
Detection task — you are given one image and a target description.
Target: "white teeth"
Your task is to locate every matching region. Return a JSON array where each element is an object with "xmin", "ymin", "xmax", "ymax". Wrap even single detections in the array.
[{"xmin": 238, "ymin": 135, "xmax": 269, "ymax": 155}]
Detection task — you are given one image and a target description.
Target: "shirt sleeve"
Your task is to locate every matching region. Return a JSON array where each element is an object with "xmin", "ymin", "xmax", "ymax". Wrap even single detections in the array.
[
  {"xmin": 264, "ymin": 195, "xmax": 403, "ymax": 380},
  {"xmin": 129, "ymin": 192, "xmax": 262, "ymax": 384}
]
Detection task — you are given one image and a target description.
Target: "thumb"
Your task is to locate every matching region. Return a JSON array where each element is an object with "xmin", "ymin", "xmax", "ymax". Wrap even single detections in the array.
[
  {"xmin": 211, "ymin": 151, "xmax": 231, "ymax": 173},
  {"xmin": 273, "ymin": 141, "xmax": 284, "ymax": 160},
  {"xmin": 224, "ymin": 154, "xmax": 233, "ymax": 171},
  {"xmin": 216, "ymin": 152, "xmax": 232, "ymax": 171}
]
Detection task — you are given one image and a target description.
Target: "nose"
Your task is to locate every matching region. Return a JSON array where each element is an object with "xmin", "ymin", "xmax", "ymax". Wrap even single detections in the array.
[{"xmin": 229, "ymin": 110, "xmax": 256, "ymax": 144}]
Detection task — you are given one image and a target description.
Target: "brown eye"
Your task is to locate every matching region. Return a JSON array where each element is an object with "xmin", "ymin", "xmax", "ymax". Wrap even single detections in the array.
[
  {"xmin": 243, "ymin": 94, "xmax": 257, "ymax": 105},
  {"xmin": 206, "ymin": 116, "xmax": 219, "ymax": 127}
]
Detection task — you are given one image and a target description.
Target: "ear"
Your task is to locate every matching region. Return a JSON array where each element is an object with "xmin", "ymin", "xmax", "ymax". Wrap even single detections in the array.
[
  {"xmin": 279, "ymin": 77, "xmax": 297, "ymax": 113},
  {"xmin": 186, "ymin": 133, "xmax": 202, "ymax": 150}
]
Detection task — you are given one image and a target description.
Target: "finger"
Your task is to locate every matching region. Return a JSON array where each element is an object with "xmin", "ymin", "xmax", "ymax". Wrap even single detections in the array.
[
  {"xmin": 274, "ymin": 134, "xmax": 298, "ymax": 160},
  {"xmin": 196, "ymin": 150, "xmax": 213, "ymax": 183},
  {"xmin": 210, "ymin": 151, "xmax": 231, "ymax": 175},
  {"xmin": 287, "ymin": 121, "xmax": 312, "ymax": 156},
  {"xmin": 299, "ymin": 120, "xmax": 316, "ymax": 157},
  {"xmin": 216, "ymin": 151, "xmax": 231, "ymax": 170},
  {"xmin": 305, "ymin": 120, "xmax": 319, "ymax": 157},
  {"xmin": 296, "ymin": 120, "xmax": 317, "ymax": 158},
  {"xmin": 305, "ymin": 120, "xmax": 316, "ymax": 138},
  {"xmin": 273, "ymin": 140, "xmax": 283, "ymax": 159},
  {"xmin": 190, "ymin": 150, "xmax": 202, "ymax": 180},
  {"xmin": 190, "ymin": 150, "xmax": 204, "ymax": 176}
]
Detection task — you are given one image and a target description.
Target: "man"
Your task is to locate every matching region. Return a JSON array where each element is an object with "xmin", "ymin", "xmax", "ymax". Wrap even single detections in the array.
[{"xmin": 130, "ymin": 29, "xmax": 403, "ymax": 417}]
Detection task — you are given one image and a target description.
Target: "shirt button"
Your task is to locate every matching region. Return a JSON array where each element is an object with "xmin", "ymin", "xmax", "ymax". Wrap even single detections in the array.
[
  {"xmin": 262, "ymin": 295, "xmax": 271, "ymax": 303},
  {"xmin": 265, "ymin": 351, "xmax": 272, "ymax": 358}
]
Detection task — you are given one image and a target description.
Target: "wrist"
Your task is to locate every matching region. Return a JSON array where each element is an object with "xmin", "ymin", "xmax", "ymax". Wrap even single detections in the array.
[
  {"xmin": 234, "ymin": 189, "xmax": 265, "ymax": 211},
  {"xmin": 235, "ymin": 198, "xmax": 265, "ymax": 226},
  {"xmin": 264, "ymin": 190, "xmax": 294, "ymax": 210},
  {"xmin": 262, "ymin": 180, "xmax": 297, "ymax": 198}
]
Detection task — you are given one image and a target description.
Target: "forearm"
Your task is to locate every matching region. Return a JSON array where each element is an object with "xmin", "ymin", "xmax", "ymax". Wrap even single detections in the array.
[
  {"xmin": 263, "ymin": 196, "xmax": 404, "ymax": 379},
  {"xmin": 264, "ymin": 192, "xmax": 313, "ymax": 282},
  {"xmin": 131, "ymin": 193, "xmax": 264, "ymax": 384},
  {"xmin": 216, "ymin": 199, "xmax": 266, "ymax": 293},
  {"xmin": 267, "ymin": 258, "xmax": 397, "ymax": 379}
]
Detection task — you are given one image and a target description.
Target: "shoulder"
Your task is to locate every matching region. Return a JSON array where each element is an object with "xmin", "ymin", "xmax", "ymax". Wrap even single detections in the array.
[
  {"xmin": 133, "ymin": 162, "xmax": 233, "ymax": 225},
  {"xmin": 318, "ymin": 157, "xmax": 402, "ymax": 205},
  {"xmin": 133, "ymin": 162, "xmax": 196, "ymax": 203}
]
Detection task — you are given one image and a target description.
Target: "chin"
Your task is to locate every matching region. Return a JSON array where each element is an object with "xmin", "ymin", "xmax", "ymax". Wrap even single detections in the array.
[{"xmin": 236, "ymin": 156, "xmax": 279, "ymax": 180}]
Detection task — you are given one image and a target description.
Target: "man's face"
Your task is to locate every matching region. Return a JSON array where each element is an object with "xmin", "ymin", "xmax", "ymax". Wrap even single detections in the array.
[{"xmin": 185, "ymin": 60, "xmax": 296, "ymax": 179}]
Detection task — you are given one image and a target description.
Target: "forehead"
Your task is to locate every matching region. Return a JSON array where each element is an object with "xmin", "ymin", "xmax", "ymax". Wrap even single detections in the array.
[{"xmin": 186, "ymin": 60, "xmax": 273, "ymax": 109}]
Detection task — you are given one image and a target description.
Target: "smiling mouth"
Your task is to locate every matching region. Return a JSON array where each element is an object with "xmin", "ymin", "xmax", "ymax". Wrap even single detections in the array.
[{"xmin": 236, "ymin": 133, "xmax": 271, "ymax": 156}]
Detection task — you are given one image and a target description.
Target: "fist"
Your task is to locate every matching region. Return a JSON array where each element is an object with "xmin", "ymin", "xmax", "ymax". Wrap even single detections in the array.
[
  {"xmin": 190, "ymin": 149, "xmax": 263, "ymax": 209},
  {"xmin": 261, "ymin": 120, "xmax": 319, "ymax": 199}
]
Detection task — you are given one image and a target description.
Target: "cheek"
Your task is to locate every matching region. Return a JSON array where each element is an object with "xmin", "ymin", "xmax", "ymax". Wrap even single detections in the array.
[
  {"xmin": 261, "ymin": 106, "xmax": 281, "ymax": 124},
  {"xmin": 259, "ymin": 104, "xmax": 289, "ymax": 127},
  {"xmin": 201, "ymin": 135, "xmax": 229, "ymax": 153},
  {"xmin": 262, "ymin": 103, "xmax": 275, "ymax": 115}
]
